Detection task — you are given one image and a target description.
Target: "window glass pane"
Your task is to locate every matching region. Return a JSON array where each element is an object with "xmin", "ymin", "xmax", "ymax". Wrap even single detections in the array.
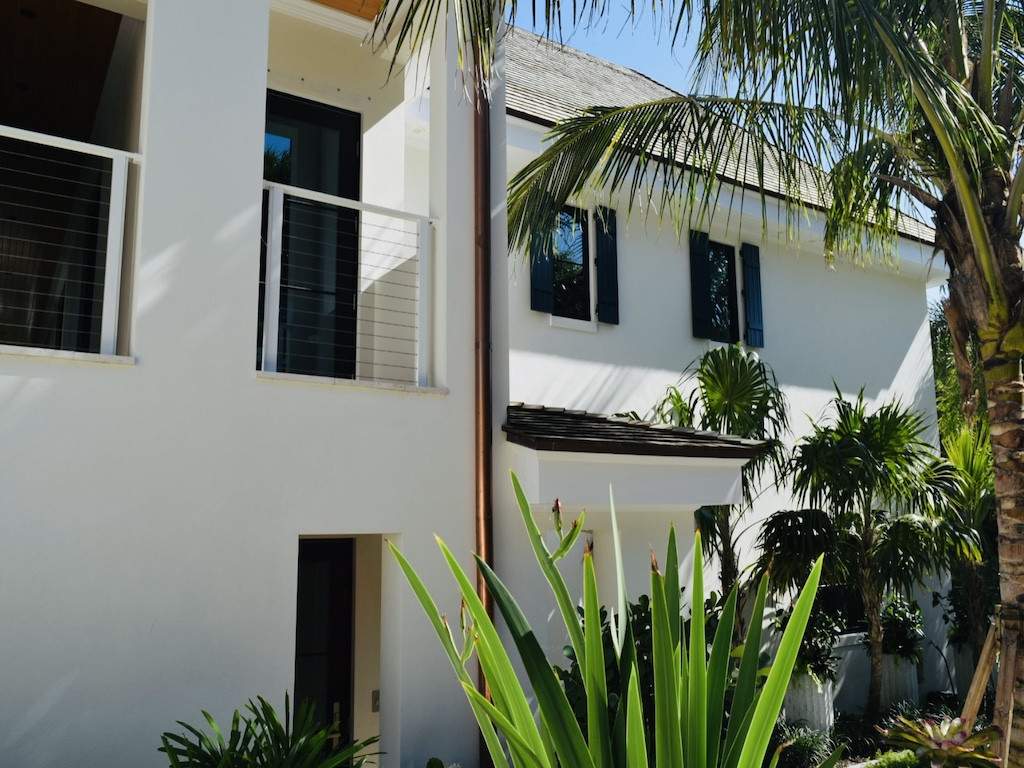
[
  {"xmin": 705, "ymin": 242, "xmax": 737, "ymax": 343},
  {"xmin": 551, "ymin": 207, "xmax": 590, "ymax": 321}
]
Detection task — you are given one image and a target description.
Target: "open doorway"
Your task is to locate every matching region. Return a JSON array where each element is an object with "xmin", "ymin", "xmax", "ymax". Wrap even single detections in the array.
[{"xmin": 294, "ymin": 538, "xmax": 356, "ymax": 742}]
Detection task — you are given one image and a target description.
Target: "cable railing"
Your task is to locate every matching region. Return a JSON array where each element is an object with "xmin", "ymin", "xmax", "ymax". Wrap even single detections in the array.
[
  {"xmin": 258, "ymin": 181, "xmax": 434, "ymax": 387},
  {"xmin": 0, "ymin": 123, "xmax": 140, "ymax": 356}
]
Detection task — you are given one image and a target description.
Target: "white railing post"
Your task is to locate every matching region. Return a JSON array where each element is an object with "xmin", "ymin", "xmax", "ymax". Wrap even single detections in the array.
[
  {"xmin": 416, "ymin": 221, "xmax": 433, "ymax": 387},
  {"xmin": 99, "ymin": 153, "xmax": 128, "ymax": 356},
  {"xmin": 262, "ymin": 187, "xmax": 285, "ymax": 373}
]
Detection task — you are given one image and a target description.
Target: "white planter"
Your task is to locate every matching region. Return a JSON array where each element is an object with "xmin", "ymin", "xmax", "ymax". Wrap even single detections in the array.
[
  {"xmin": 880, "ymin": 654, "xmax": 920, "ymax": 709},
  {"xmin": 784, "ymin": 673, "xmax": 836, "ymax": 731}
]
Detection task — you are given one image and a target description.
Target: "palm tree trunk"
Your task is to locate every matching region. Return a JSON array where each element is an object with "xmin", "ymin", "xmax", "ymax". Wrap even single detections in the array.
[
  {"xmin": 861, "ymin": 568, "xmax": 885, "ymax": 720},
  {"xmin": 986, "ymin": 361, "xmax": 1024, "ymax": 764}
]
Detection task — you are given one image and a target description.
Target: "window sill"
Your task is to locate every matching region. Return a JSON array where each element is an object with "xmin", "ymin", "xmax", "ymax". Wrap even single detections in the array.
[
  {"xmin": 255, "ymin": 370, "xmax": 449, "ymax": 396},
  {"xmin": 548, "ymin": 314, "xmax": 598, "ymax": 333},
  {"xmin": 0, "ymin": 344, "xmax": 135, "ymax": 366}
]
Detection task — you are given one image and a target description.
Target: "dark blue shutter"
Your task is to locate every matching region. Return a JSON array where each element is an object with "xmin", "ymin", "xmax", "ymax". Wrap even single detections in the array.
[
  {"xmin": 689, "ymin": 230, "xmax": 712, "ymax": 338},
  {"xmin": 741, "ymin": 243, "xmax": 764, "ymax": 347},
  {"xmin": 530, "ymin": 237, "xmax": 553, "ymax": 313},
  {"xmin": 595, "ymin": 207, "xmax": 619, "ymax": 324}
]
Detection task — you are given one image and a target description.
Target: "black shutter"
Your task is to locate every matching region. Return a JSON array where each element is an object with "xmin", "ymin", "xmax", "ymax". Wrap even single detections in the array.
[
  {"xmin": 740, "ymin": 243, "xmax": 764, "ymax": 347},
  {"xmin": 530, "ymin": 237, "xmax": 553, "ymax": 313},
  {"xmin": 595, "ymin": 207, "xmax": 619, "ymax": 324},
  {"xmin": 689, "ymin": 230, "xmax": 711, "ymax": 338}
]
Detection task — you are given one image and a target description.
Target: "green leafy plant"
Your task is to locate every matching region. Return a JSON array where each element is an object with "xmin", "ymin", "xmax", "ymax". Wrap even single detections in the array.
[
  {"xmin": 389, "ymin": 471, "xmax": 834, "ymax": 768},
  {"xmin": 875, "ymin": 595, "xmax": 924, "ymax": 664},
  {"xmin": 159, "ymin": 694, "xmax": 378, "ymax": 768},
  {"xmin": 767, "ymin": 723, "xmax": 837, "ymax": 768},
  {"xmin": 651, "ymin": 345, "xmax": 790, "ymax": 601},
  {"xmin": 870, "ymin": 749, "xmax": 923, "ymax": 768},
  {"xmin": 880, "ymin": 716, "xmax": 1000, "ymax": 768},
  {"xmin": 773, "ymin": 607, "xmax": 842, "ymax": 684}
]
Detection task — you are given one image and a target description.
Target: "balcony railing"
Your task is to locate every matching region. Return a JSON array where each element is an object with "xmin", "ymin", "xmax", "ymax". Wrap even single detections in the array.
[
  {"xmin": 0, "ymin": 124, "xmax": 139, "ymax": 356},
  {"xmin": 258, "ymin": 181, "xmax": 434, "ymax": 387}
]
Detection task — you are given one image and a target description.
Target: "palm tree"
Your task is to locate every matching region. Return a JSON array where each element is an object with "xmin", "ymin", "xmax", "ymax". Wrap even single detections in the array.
[
  {"xmin": 650, "ymin": 345, "xmax": 789, "ymax": 600},
  {"xmin": 371, "ymin": 0, "xmax": 1024, "ymax": 753},
  {"xmin": 945, "ymin": 422, "xmax": 999, "ymax": 667},
  {"xmin": 756, "ymin": 390, "xmax": 974, "ymax": 720}
]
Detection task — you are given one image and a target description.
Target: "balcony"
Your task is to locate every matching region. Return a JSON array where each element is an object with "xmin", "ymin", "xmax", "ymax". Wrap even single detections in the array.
[
  {"xmin": 0, "ymin": 124, "xmax": 138, "ymax": 357},
  {"xmin": 258, "ymin": 182, "xmax": 434, "ymax": 387}
]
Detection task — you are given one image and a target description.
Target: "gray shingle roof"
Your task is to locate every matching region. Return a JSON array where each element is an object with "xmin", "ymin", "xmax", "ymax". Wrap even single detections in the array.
[
  {"xmin": 504, "ymin": 403, "xmax": 765, "ymax": 459},
  {"xmin": 504, "ymin": 28, "xmax": 935, "ymax": 244}
]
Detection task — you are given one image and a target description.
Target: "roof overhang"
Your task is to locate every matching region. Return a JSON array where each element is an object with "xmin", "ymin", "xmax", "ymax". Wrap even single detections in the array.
[
  {"xmin": 506, "ymin": 443, "xmax": 748, "ymax": 512},
  {"xmin": 502, "ymin": 404, "xmax": 760, "ymax": 511}
]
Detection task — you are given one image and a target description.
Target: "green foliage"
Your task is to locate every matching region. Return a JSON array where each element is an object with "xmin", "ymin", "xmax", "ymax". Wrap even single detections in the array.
[
  {"xmin": 652, "ymin": 345, "xmax": 790, "ymax": 596},
  {"xmin": 869, "ymin": 749, "xmax": 923, "ymax": 768},
  {"xmin": 929, "ymin": 302, "xmax": 986, "ymax": 442},
  {"xmin": 767, "ymin": 723, "xmax": 837, "ymax": 768},
  {"xmin": 880, "ymin": 716, "xmax": 1000, "ymax": 768},
  {"xmin": 390, "ymin": 471, "xmax": 827, "ymax": 768},
  {"xmin": 876, "ymin": 595, "xmax": 924, "ymax": 663},
  {"xmin": 773, "ymin": 607, "xmax": 842, "ymax": 683},
  {"xmin": 159, "ymin": 694, "xmax": 379, "ymax": 768}
]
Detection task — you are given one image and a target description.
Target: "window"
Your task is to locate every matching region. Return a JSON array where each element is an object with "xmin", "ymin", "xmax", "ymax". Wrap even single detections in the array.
[
  {"xmin": 530, "ymin": 206, "xmax": 619, "ymax": 325},
  {"xmin": 0, "ymin": 0, "xmax": 145, "ymax": 356},
  {"xmin": 551, "ymin": 207, "xmax": 590, "ymax": 321},
  {"xmin": 689, "ymin": 231, "xmax": 739, "ymax": 344},
  {"xmin": 689, "ymin": 232, "xmax": 765, "ymax": 347}
]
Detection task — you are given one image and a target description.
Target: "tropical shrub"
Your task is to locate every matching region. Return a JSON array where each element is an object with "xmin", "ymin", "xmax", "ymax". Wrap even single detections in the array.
[
  {"xmin": 650, "ymin": 345, "xmax": 790, "ymax": 600},
  {"xmin": 756, "ymin": 390, "xmax": 973, "ymax": 719},
  {"xmin": 390, "ymin": 471, "xmax": 831, "ymax": 768},
  {"xmin": 869, "ymin": 749, "xmax": 923, "ymax": 768},
  {"xmin": 876, "ymin": 596, "xmax": 924, "ymax": 664},
  {"xmin": 773, "ymin": 607, "xmax": 842, "ymax": 683},
  {"xmin": 880, "ymin": 716, "xmax": 1000, "ymax": 768},
  {"xmin": 158, "ymin": 694, "xmax": 378, "ymax": 768},
  {"xmin": 767, "ymin": 722, "xmax": 836, "ymax": 768}
]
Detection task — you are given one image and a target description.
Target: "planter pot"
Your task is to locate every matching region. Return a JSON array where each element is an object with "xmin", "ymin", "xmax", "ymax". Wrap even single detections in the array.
[
  {"xmin": 783, "ymin": 673, "xmax": 835, "ymax": 731},
  {"xmin": 880, "ymin": 654, "xmax": 919, "ymax": 709}
]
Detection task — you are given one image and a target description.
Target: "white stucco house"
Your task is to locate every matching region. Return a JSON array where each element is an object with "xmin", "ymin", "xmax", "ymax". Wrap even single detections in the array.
[{"xmin": 0, "ymin": 2, "xmax": 947, "ymax": 767}]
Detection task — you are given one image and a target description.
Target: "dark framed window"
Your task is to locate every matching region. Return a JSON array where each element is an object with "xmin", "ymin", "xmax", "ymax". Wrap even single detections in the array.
[
  {"xmin": 689, "ymin": 231, "xmax": 739, "ymax": 343},
  {"xmin": 550, "ymin": 207, "xmax": 590, "ymax": 321}
]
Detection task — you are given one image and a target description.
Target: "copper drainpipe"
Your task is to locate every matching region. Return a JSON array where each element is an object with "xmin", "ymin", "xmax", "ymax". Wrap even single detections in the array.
[{"xmin": 472, "ymin": 58, "xmax": 495, "ymax": 767}]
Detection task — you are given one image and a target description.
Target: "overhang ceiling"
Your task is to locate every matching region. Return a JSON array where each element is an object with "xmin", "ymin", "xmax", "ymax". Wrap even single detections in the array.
[{"xmin": 313, "ymin": 0, "xmax": 380, "ymax": 21}]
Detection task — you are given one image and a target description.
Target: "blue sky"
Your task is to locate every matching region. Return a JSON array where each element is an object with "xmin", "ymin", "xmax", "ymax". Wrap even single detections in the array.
[{"xmin": 511, "ymin": 3, "xmax": 698, "ymax": 93}]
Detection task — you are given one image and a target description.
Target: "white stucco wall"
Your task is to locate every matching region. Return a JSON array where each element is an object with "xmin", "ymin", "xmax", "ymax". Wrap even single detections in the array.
[{"xmin": 0, "ymin": 2, "xmax": 480, "ymax": 767}]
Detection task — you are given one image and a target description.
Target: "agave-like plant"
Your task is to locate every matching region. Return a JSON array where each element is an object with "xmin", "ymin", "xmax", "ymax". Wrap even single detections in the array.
[
  {"xmin": 880, "ymin": 716, "xmax": 1000, "ymax": 768},
  {"xmin": 390, "ymin": 471, "xmax": 829, "ymax": 768}
]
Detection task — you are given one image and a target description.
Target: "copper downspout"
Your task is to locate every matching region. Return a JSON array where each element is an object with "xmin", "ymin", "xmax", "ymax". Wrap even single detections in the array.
[{"xmin": 472, "ymin": 70, "xmax": 494, "ymax": 649}]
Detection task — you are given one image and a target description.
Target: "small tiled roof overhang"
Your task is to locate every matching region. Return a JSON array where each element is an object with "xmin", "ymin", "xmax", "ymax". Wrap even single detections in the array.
[{"xmin": 503, "ymin": 403, "xmax": 765, "ymax": 460}]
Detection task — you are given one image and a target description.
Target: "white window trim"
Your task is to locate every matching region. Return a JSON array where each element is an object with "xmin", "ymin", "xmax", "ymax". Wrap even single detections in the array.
[{"xmin": 547, "ymin": 206, "xmax": 599, "ymax": 332}]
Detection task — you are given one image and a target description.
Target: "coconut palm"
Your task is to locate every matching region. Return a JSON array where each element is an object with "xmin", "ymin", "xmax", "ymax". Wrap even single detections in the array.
[
  {"xmin": 756, "ymin": 390, "xmax": 976, "ymax": 720},
  {"xmin": 651, "ymin": 345, "xmax": 789, "ymax": 600}
]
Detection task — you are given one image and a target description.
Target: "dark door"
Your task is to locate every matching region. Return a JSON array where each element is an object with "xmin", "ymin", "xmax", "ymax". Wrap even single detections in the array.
[
  {"xmin": 294, "ymin": 538, "xmax": 355, "ymax": 741},
  {"xmin": 263, "ymin": 91, "xmax": 361, "ymax": 379}
]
